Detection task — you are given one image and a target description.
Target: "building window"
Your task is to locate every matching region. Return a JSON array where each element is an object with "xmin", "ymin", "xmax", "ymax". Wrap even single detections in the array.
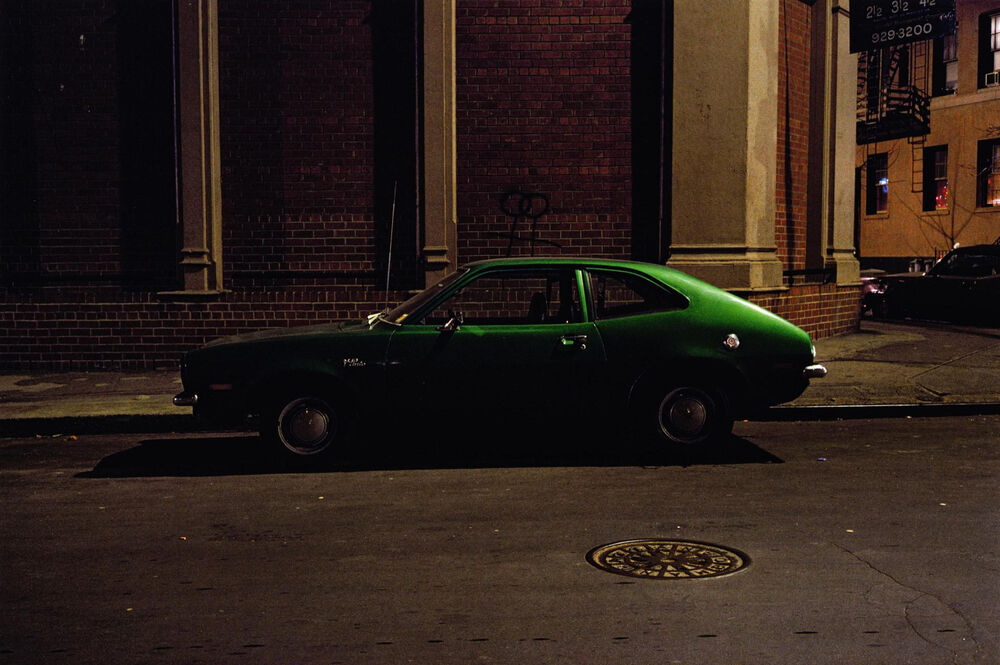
[
  {"xmin": 866, "ymin": 153, "xmax": 889, "ymax": 214},
  {"xmin": 993, "ymin": 13, "xmax": 1000, "ymax": 66},
  {"xmin": 923, "ymin": 146, "xmax": 949, "ymax": 211},
  {"xmin": 980, "ymin": 11, "xmax": 1000, "ymax": 88},
  {"xmin": 865, "ymin": 50, "xmax": 882, "ymax": 110},
  {"xmin": 978, "ymin": 139, "xmax": 1000, "ymax": 207},
  {"xmin": 932, "ymin": 32, "xmax": 958, "ymax": 95}
]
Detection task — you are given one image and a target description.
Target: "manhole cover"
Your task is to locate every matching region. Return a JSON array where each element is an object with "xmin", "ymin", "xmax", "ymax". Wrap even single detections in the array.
[{"xmin": 587, "ymin": 539, "xmax": 749, "ymax": 579}]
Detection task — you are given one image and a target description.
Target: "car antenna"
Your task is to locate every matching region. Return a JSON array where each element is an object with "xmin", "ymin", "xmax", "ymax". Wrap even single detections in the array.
[{"xmin": 384, "ymin": 180, "xmax": 397, "ymax": 312}]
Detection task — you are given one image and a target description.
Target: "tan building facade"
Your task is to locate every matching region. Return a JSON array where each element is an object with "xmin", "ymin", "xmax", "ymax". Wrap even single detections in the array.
[{"xmin": 858, "ymin": 0, "xmax": 1000, "ymax": 271}]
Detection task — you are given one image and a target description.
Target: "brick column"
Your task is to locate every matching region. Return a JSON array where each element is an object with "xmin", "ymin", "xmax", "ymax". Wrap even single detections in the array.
[
  {"xmin": 422, "ymin": 0, "xmax": 458, "ymax": 287},
  {"xmin": 163, "ymin": 0, "xmax": 224, "ymax": 296},
  {"xmin": 667, "ymin": 0, "xmax": 784, "ymax": 293}
]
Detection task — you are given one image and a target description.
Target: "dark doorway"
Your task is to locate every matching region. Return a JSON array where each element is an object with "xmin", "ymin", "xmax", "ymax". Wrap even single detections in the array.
[
  {"xmin": 370, "ymin": 0, "xmax": 421, "ymax": 290},
  {"xmin": 117, "ymin": 0, "xmax": 179, "ymax": 288},
  {"xmin": 628, "ymin": 0, "xmax": 672, "ymax": 264},
  {"xmin": 0, "ymin": 1, "xmax": 41, "ymax": 284}
]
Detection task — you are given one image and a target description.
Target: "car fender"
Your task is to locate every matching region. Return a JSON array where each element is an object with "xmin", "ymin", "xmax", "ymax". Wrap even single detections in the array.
[
  {"xmin": 625, "ymin": 356, "xmax": 752, "ymax": 418},
  {"xmin": 246, "ymin": 362, "xmax": 364, "ymax": 416}
]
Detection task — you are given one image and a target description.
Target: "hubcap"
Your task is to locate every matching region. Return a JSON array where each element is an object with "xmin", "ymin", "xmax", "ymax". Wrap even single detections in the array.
[
  {"xmin": 278, "ymin": 398, "xmax": 336, "ymax": 455},
  {"xmin": 659, "ymin": 388, "xmax": 712, "ymax": 443}
]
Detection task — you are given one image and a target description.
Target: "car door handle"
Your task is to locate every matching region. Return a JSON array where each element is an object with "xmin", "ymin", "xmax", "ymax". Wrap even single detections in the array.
[{"xmin": 560, "ymin": 334, "xmax": 588, "ymax": 350}]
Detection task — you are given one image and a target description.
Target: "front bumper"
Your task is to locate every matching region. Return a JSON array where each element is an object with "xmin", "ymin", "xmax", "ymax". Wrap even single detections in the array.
[
  {"xmin": 174, "ymin": 386, "xmax": 249, "ymax": 425},
  {"xmin": 173, "ymin": 391, "xmax": 198, "ymax": 407}
]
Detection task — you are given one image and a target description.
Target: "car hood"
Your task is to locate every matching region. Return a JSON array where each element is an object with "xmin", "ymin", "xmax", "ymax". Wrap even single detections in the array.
[{"xmin": 202, "ymin": 320, "xmax": 374, "ymax": 348}]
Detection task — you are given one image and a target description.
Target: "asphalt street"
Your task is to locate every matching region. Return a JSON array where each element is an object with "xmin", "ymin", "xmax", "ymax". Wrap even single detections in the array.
[{"xmin": 1, "ymin": 415, "xmax": 998, "ymax": 665}]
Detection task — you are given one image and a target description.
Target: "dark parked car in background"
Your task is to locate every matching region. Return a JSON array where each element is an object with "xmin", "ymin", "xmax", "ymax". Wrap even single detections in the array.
[
  {"xmin": 873, "ymin": 242, "xmax": 1000, "ymax": 325},
  {"xmin": 175, "ymin": 258, "xmax": 826, "ymax": 463},
  {"xmin": 859, "ymin": 268, "xmax": 886, "ymax": 316}
]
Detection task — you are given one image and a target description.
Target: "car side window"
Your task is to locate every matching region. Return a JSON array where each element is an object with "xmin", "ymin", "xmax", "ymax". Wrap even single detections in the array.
[
  {"xmin": 588, "ymin": 270, "xmax": 687, "ymax": 319},
  {"xmin": 420, "ymin": 269, "xmax": 582, "ymax": 325}
]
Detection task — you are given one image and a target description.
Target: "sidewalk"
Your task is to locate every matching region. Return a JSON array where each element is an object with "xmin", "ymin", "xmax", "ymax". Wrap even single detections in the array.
[
  {"xmin": 1, "ymin": 319, "xmax": 999, "ymax": 435},
  {"xmin": 792, "ymin": 318, "xmax": 1000, "ymax": 406}
]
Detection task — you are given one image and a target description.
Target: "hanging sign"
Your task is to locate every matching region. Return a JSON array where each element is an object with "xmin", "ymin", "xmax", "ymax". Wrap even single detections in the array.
[{"xmin": 850, "ymin": 0, "xmax": 956, "ymax": 53}]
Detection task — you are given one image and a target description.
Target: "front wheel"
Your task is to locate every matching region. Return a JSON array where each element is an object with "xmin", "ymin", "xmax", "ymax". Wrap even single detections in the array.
[
  {"xmin": 264, "ymin": 394, "xmax": 340, "ymax": 459},
  {"xmin": 655, "ymin": 386, "xmax": 732, "ymax": 446}
]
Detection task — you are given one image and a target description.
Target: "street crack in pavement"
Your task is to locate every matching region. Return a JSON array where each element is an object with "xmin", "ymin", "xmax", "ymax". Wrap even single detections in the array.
[{"xmin": 834, "ymin": 543, "xmax": 980, "ymax": 661}]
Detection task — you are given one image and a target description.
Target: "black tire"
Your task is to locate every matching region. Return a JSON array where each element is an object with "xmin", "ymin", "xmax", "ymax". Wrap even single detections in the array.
[
  {"xmin": 654, "ymin": 385, "xmax": 733, "ymax": 446},
  {"xmin": 263, "ymin": 393, "xmax": 341, "ymax": 460}
]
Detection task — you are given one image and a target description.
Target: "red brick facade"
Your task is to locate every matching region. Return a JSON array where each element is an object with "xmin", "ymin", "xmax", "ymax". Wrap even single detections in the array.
[
  {"xmin": 219, "ymin": 1, "xmax": 379, "ymax": 281},
  {"xmin": 753, "ymin": 285, "xmax": 861, "ymax": 341},
  {"xmin": 776, "ymin": 0, "xmax": 811, "ymax": 272},
  {"xmin": 0, "ymin": 0, "xmax": 858, "ymax": 370},
  {"xmin": 455, "ymin": 1, "xmax": 632, "ymax": 261},
  {"xmin": 764, "ymin": 0, "xmax": 858, "ymax": 340}
]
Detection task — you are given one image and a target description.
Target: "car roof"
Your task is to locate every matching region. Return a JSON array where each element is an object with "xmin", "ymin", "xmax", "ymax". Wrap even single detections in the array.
[
  {"xmin": 462, "ymin": 256, "xmax": 668, "ymax": 271},
  {"xmin": 947, "ymin": 243, "xmax": 1000, "ymax": 255}
]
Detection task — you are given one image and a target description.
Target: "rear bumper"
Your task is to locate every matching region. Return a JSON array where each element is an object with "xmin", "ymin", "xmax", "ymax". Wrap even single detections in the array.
[
  {"xmin": 738, "ymin": 363, "xmax": 826, "ymax": 413},
  {"xmin": 803, "ymin": 364, "xmax": 827, "ymax": 379}
]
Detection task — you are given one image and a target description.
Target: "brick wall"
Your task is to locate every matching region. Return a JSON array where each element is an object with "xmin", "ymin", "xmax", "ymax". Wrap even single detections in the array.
[
  {"xmin": 0, "ymin": 288, "xmax": 399, "ymax": 371},
  {"xmin": 775, "ymin": 0, "xmax": 811, "ymax": 272},
  {"xmin": 455, "ymin": 0, "xmax": 633, "ymax": 262},
  {"xmin": 768, "ymin": 0, "xmax": 861, "ymax": 337},
  {"xmin": 218, "ymin": 1, "xmax": 378, "ymax": 283},
  {"xmin": 752, "ymin": 284, "xmax": 860, "ymax": 341}
]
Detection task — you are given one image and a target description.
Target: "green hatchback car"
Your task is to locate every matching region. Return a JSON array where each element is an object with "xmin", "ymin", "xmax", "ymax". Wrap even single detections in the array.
[{"xmin": 175, "ymin": 258, "xmax": 826, "ymax": 460}]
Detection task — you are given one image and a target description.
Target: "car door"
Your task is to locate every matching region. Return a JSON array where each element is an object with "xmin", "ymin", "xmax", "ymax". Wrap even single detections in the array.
[
  {"xmin": 384, "ymin": 267, "xmax": 605, "ymax": 414},
  {"xmin": 586, "ymin": 267, "xmax": 692, "ymax": 388}
]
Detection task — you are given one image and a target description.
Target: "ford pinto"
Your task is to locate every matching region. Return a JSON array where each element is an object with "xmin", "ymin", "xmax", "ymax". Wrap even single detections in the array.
[{"xmin": 174, "ymin": 258, "xmax": 826, "ymax": 462}]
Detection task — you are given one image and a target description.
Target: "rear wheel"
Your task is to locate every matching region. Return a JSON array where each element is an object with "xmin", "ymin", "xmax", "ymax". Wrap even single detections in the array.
[{"xmin": 655, "ymin": 385, "xmax": 732, "ymax": 446}]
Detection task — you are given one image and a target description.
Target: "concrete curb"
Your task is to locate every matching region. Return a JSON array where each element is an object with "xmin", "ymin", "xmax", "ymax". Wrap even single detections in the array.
[{"xmin": 762, "ymin": 402, "xmax": 1000, "ymax": 421}]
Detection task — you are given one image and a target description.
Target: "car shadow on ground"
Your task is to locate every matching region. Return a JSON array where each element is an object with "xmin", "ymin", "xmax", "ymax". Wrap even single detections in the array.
[{"xmin": 77, "ymin": 419, "xmax": 783, "ymax": 478}]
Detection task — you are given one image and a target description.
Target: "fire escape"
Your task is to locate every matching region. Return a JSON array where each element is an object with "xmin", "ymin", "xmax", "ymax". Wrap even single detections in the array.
[
  {"xmin": 857, "ymin": 42, "xmax": 931, "ymax": 144},
  {"xmin": 857, "ymin": 43, "xmax": 932, "ymax": 195}
]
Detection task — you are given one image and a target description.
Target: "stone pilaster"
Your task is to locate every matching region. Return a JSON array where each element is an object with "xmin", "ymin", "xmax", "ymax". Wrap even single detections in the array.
[
  {"xmin": 422, "ymin": 0, "xmax": 458, "ymax": 286},
  {"xmin": 162, "ymin": 0, "xmax": 224, "ymax": 297},
  {"xmin": 667, "ymin": 0, "xmax": 784, "ymax": 293}
]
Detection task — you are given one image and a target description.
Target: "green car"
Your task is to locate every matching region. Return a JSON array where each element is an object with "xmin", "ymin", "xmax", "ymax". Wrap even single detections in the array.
[{"xmin": 174, "ymin": 258, "xmax": 826, "ymax": 460}]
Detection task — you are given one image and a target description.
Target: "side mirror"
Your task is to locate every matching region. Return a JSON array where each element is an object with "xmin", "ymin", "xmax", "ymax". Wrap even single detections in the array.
[{"xmin": 438, "ymin": 310, "xmax": 464, "ymax": 333}]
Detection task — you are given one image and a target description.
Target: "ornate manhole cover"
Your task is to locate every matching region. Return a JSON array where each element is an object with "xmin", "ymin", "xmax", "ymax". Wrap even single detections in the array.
[{"xmin": 587, "ymin": 539, "xmax": 749, "ymax": 580}]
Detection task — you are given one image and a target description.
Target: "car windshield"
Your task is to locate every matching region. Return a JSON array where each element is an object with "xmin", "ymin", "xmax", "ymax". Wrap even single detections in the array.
[{"xmin": 382, "ymin": 269, "xmax": 468, "ymax": 324}]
